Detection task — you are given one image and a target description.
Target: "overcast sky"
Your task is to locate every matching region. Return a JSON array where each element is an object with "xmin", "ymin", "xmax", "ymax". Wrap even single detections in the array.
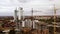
[{"xmin": 0, "ymin": 0, "xmax": 60, "ymax": 16}]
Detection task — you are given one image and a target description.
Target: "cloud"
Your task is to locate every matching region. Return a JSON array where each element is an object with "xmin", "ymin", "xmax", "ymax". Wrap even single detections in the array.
[{"xmin": 0, "ymin": 0, "xmax": 60, "ymax": 16}]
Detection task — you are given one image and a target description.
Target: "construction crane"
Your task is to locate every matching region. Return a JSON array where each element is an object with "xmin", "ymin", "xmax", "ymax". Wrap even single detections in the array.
[
  {"xmin": 53, "ymin": 4, "xmax": 56, "ymax": 34},
  {"xmin": 47, "ymin": 4, "xmax": 60, "ymax": 34}
]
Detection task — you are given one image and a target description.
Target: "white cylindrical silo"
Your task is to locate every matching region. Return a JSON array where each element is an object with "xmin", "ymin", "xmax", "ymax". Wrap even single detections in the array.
[
  {"xmin": 22, "ymin": 21, "xmax": 25, "ymax": 27},
  {"xmin": 33, "ymin": 21, "xmax": 35, "ymax": 29},
  {"xmin": 14, "ymin": 9, "xmax": 18, "ymax": 21},
  {"xmin": 18, "ymin": 7, "xmax": 23, "ymax": 20},
  {"xmin": 14, "ymin": 9, "xmax": 19, "ymax": 29}
]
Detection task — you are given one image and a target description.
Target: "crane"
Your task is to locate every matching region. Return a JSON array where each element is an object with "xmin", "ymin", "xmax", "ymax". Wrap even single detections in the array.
[{"xmin": 53, "ymin": 4, "xmax": 56, "ymax": 34}]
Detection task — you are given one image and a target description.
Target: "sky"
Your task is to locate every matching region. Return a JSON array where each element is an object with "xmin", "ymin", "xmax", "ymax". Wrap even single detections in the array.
[{"xmin": 0, "ymin": 0, "xmax": 60, "ymax": 16}]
